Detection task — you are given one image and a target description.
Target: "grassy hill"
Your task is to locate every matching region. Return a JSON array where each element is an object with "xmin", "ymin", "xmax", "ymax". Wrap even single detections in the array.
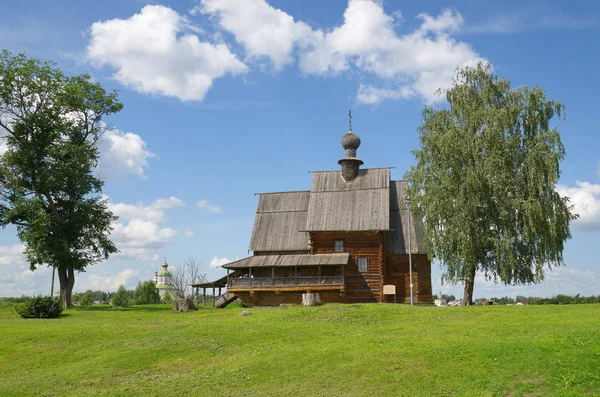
[{"xmin": 1, "ymin": 303, "xmax": 599, "ymax": 396}]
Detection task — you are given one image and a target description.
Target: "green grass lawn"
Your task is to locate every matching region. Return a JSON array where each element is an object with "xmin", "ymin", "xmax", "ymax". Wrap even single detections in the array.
[{"xmin": 1, "ymin": 303, "xmax": 599, "ymax": 397}]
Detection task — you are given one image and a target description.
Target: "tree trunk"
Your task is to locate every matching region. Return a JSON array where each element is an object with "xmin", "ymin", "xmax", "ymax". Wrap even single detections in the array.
[
  {"xmin": 462, "ymin": 266, "xmax": 476, "ymax": 306},
  {"xmin": 58, "ymin": 267, "xmax": 75, "ymax": 308}
]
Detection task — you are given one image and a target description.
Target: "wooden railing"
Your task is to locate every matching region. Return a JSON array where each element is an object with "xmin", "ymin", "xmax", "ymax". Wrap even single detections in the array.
[{"xmin": 229, "ymin": 276, "xmax": 343, "ymax": 288}]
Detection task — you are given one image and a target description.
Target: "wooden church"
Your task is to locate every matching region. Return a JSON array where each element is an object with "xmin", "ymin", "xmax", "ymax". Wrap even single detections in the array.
[{"xmin": 204, "ymin": 119, "xmax": 432, "ymax": 307}]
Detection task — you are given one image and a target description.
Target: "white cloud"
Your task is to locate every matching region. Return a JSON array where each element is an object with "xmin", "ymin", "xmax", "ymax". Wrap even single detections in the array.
[
  {"xmin": 151, "ymin": 197, "xmax": 185, "ymax": 210},
  {"xmin": 0, "ymin": 245, "xmax": 52, "ymax": 297},
  {"xmin": 356, "ymin": 84, "xmax": 414, "ymax": 105},
  {"xmin": 197, "ymin": 200, "xmax": 223, "ymax": 214},
  {"xmin": 112, "ymin": 220, "xmax": 178, "ymax": 248},
  {"xmin": 98, "ymin": 127, "xmax": 154, "ymax": 180},
  {"xmin": 209, "ymin": 256, "xmax": 234, "ymax": 268},
  {"xmin": 198, "ymin": 0, "xmax": 313, "ymax": 70},
  {"xmin": 0, "ymin": 244, "xmax": 26, "ymax": 266},
  {"xmin": 199, "ymin": 0, "xmax": 483, "ymax": 104},
  {"xmin": 77, "ymin": 269, "xmax": 139, "ymax": 292},
  {"xmin": 87, "ymin": 5, "xmax": 248, "ymax": 101},
  {"xmin": 108, "ymin": 196, "xmax": 185, "ymax": 223},
  {"xmin": 0, "ymin": 135, "xmax": 7, "ymax": 156},
  {"xmin": 557, "ymin": 181, "xmax": 600, "ymax": 231},
  {"xmin": 107, "ymin": 196, "xmax": 184, "ymax": 260},
  {"xmin": 434, "ymin": 267, "xmax": 600, "ymax": 299},
  {"xmin": 183, "ymin": 230, "xmax": 195, "ymax": 238}
]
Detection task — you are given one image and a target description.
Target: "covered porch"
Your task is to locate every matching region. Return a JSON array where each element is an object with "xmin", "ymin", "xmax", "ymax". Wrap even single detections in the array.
[
  {"xmin": 224, "ymin": 253, "xmax": 349, "ymax": 291},
  {"xmin": 192, "ymin": 274, "xmax": 229, "ymax": 307}
]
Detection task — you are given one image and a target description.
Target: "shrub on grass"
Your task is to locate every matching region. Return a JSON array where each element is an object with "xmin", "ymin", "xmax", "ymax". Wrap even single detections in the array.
[
  {"xmin": 15, "ymin": 296, "xmax": 63, "ymax": 318},
  {"xmin": 111, "ymin": 285, "xmax": 131, "ymax": 307},
  {"xmin": 79, "ymin": 292, "xmax": 94, "ymax": 306}
]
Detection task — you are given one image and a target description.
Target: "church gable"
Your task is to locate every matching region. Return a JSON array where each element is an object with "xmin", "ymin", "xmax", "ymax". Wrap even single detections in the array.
[
  {"xmin": 305, "ymin": 169, "xmax": 391, "ymax": 232},
  {"xmin": 248, "ymin": 191, "xmax": 310, "ymax": 252}
]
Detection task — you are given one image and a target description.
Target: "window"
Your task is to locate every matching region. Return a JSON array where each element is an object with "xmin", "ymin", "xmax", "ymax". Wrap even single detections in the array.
[
  {"xmin": 334, "ymin": 240, "xmax": 344, "ymax": 252},
  {"xmin": 358, "ymin": 257, "xmax": 368, "ymax": 272}
]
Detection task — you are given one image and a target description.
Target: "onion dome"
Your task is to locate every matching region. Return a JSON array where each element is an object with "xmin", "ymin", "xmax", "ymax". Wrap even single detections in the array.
[
  {"xmin": 157, "ymin": 260, "xmax": 172, "ymax": 277},
  {"xmin": 341, "ymin": 131, "xmax": 361, "ymax": 151}
]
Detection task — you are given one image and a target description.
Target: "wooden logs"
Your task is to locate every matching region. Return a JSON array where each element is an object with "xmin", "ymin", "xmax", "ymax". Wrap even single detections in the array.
[{"xmin": 302, "ymin": 293, "xmax": 322, "ymax": 307}]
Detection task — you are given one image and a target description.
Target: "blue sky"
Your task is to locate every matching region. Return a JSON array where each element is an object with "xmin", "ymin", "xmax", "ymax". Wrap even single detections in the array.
[{"xmin": 1, "ymin": 0, "xmax": 599, "ymax": 299}]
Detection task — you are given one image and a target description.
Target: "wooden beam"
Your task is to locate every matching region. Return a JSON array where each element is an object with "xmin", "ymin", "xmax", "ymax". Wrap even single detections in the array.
[{"xmin": 228, "ymin": 285, "xmax": 343, "ymax": 292}]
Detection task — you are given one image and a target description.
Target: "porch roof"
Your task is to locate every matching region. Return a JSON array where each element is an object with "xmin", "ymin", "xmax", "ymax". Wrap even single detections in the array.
[
  {"xmin": 191, "ymin": 273, "xmax": 228, "ymax": 288},
  {"xmin": 222, "ymin": 253, "xmax": 350, "ymax": 269}
]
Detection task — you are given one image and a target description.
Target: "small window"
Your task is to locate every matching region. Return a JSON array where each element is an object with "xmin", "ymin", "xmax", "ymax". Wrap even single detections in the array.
[
  {"xmin": 358, "ymin": 257, "xmax": 368, "ymax": 272},
  {"xmin": 334, "ymin": 240, "xmax": 344, "ymax": 252}
]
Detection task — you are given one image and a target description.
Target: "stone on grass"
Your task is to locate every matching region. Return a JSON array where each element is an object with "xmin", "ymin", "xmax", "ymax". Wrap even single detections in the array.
[{"xmin": 241, "ymin": 310, "xmax": 252, "ymax": 316}]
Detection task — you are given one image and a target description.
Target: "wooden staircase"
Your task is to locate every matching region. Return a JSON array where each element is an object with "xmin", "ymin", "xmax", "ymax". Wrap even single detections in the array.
[{"xmin": 213, "ymin": 291, "xmax": 237, "ymax": 308}]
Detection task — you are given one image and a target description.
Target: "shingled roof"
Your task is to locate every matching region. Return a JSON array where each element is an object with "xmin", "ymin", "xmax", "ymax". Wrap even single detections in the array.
[
  {"xmin": 305, "ymin": 168, "xmax": 390, "ymax": 231},
  {"xmin": 388, "ymin": 180, "xmax": 428, "ymax": 254},
  {"xmin": 248, "ymin": 191, "xmax": 309, "ymax": 252},
  {"xmin": 248, "ymin": 171, "xmax": 427, "ymax": 254}
]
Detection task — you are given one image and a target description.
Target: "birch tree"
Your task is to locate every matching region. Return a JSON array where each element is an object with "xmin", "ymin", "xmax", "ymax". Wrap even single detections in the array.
[{"xmin": 406, "ymin": 63, "xmax": 577, "ymax": 305}]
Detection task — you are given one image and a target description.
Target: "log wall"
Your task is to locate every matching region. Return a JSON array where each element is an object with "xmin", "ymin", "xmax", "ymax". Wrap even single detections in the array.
[
  {"xmin": 311, "ymin": 231, "xmax": 384, "ymax": 303},
  {"xmin": 234, "ymin": 290, "xmax": 347, "ymax": 307},
  {"xmin": 385, "ymin": 254, "xmax": 432, "ymax": 303}
]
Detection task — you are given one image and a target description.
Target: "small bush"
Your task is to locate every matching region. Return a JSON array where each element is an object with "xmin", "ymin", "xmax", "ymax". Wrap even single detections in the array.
[
  {"xmin": 161, "ymin": 292, "xmax": 174, "ymax": 305},
  {"xmin": 15, "ymin": 296, "xmax": 63, "ymax": 319}
]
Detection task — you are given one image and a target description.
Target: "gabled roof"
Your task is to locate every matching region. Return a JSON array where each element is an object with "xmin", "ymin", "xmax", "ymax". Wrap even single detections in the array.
[
  {"xmin": 388, "ymin": 180, "xmax": 428, "ymax": 254},
  {"xmin": 305, "ymin": 168, "xmax": 390, "ymax": 231},
  {"xmin": 223, "ymin": 253, "xmax": 350, "ymax": 268},
  {"xmin": 246, "ymin": 169, "xmax": 427, "ymax": 254},
  {"xmin": 248, "ymin": 191, "xmax": 310, "ymax": 252}
]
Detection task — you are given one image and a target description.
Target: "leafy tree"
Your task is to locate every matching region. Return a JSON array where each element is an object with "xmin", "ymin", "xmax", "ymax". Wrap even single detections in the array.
[
  {"xmin": 134, "ymin": 281, "xmax": 160, "ymax": 305},
  {"xmin": 79, "ymin": 291, "xmax": 93, "ymax": 306},
  {"xmin": 440, "ymin": 294, "xmax": 455, "ymax": 301},
  {"xmin": 0, "ymin": 51, "xmax": 122, "ymax": 308},
  {"xmin": 406, "ymin": 63, "xmax": 577, "ymax": 305},
  {"xmin": 111, "ymin": 285, "xmax": 131, "ymax": 307}
]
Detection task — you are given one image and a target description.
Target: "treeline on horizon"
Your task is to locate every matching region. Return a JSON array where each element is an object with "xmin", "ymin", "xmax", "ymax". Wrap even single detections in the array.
[
  {"xmin": 0, "ymin": 286, "xmax": 219, "ymax": 307},
  {"xmin": 482, "ymin": 294, "xmax": 600, "ymax": 305},
  {"xmin": 2, "ymin": 293, "xmax": 599, "ymax": 307}
]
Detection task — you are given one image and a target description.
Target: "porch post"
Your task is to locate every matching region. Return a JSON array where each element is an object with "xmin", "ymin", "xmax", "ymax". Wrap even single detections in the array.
[
  {"xmin": 212, "ymin": 287, "xmax": 215, "ymax": 306},
  {"xmin": 318, "ymin": 266, "xmax": 322, "ymax": 285},
  {"xmin": 341, "ymin": 264, "xmax": 345, "ymax": 284},
  {"xmin": 249, "ymin": 268, "xmax": 253, "ymax": 287},
  {"xmin": 295, "ymin": 266, "xmax": 298, "ymax": 285},
  {"xmin": 203, "ymin": 288, "xmax": 206, "ymax": 306},
  {"xmin": 272, "ymin": 266, "xmax": 275, "ymax": 286}
]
